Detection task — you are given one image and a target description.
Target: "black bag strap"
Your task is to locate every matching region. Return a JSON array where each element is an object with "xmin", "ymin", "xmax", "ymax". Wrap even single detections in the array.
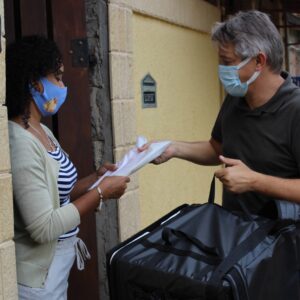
[
  {"xmin": 162, "ymin": 227, "xmax": 221, "ymax": 257},
  {"xmin": 208, "ymin": 176, "xmax": 254, "ymax": 221},
  {"xmin": 141, "ymin": 239, "xmax": 222, "ymax": 265},
  {"xmin": 208, "ymin": 176, "xmax": 215, "ymax": 204}
]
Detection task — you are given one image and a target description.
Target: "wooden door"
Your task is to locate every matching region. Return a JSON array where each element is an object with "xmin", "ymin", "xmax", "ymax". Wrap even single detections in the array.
[{"xmin": 4, "ymin": 1, "xmax": 99, "ymax": 299}]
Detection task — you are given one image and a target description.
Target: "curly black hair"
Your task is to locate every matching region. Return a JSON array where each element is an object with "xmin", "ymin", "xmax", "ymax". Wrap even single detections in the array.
[{"xmin": 5, "ymin": 35, "xmax": 63, "ymax": 125}]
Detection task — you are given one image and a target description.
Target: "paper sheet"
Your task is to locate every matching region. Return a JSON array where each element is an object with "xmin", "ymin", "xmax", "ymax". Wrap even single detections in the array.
[{"xmin": 89, "ymin": 136, "xmax": 171, "ymax": 190}]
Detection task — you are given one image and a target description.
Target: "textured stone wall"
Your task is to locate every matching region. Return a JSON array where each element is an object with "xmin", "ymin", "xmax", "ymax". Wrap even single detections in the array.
[
  {"xmin": 85, "ymin": 1, "xmax": 119, "ymax": 299},
  {"xmin": 0, "ymin": 1, "xmax": 18, "ymax": 298}
]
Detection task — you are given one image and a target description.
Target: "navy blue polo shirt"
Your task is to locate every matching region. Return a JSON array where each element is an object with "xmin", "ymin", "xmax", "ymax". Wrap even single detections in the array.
[{"xmin": 212, "ymin": 72, "xmax": 300, "ymax": 217}]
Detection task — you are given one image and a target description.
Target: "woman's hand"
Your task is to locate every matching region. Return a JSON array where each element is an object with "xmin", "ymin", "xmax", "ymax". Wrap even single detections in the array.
[
  {"xmin": 71, "ymin": 162, "xmax": 118, "ymax": 200},
  {"xmin": 138, "ymin": 142, "xmax": 175, "ymax": 165},
  {"xmin": 100, "ymin": 176, "xmax": 130, "ymax": 199},
  {"xmin": 96, "ymin": 162, "xmax": 117, "ymax": 178},
  {"xmin": 73, "ymin": 175, "xmax": 129, "ymax": 216}
]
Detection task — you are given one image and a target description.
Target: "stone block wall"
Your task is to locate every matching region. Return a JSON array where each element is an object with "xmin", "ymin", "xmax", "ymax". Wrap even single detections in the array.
[
  {"xmin": 0, "ymin": 1, "xmax": 18, "ymax": 298},
  {"xmin": 108, "ymin": 0, "xmax": 140, "ymax": 242}
]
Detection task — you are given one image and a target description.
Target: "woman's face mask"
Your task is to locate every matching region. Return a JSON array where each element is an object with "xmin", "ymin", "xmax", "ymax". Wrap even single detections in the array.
[
  {"xmin": 29, "ymin": 77, "xmax": 67, "ymax": 117},
  {"xmin": 218, "ymin": 57, "xmax": 260, "ymax": 97}
]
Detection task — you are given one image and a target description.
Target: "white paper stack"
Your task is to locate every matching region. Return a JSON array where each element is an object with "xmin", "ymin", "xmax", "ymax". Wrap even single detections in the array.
[{"xmin": 89, "ymin": 136, "xmax": 171, "ymax": 190}]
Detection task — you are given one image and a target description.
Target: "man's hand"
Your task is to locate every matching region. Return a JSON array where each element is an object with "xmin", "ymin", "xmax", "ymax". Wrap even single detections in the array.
[
  {"xmin": 214, "ymin": 155, "xmax": 257, "ymax": 193},
  {"xmin": 138, "ymin": 142, "xmax": 175, "ymax": 165}
]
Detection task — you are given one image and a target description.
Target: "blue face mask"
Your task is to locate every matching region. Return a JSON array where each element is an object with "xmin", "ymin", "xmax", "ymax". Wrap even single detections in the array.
[
  {"xmin": 218, "ymin": 57, "xmax": 260, "ymax": 97},
  {"xmin": 29, "ymin": 77, "xmax": 67, "ymax": 117}
]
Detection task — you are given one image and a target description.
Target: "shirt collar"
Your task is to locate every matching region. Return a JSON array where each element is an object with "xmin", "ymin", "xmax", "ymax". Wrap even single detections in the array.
[{"xmin": 235, "ymin": 71, "xmax": 298, "ymax": 115}]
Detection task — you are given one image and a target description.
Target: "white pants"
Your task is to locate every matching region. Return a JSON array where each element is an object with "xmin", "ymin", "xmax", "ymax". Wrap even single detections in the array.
[{"xmin": 18, "ymin": 236, "xmax": 90, "ymax": 300}]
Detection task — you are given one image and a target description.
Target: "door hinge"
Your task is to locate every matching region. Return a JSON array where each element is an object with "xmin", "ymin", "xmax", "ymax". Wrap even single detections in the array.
[{"xmin": 69, "ymin": 38, "xmax": 89, "ymax": 68}]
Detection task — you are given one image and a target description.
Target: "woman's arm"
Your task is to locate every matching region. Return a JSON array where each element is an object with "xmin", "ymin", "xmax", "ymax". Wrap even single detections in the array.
[
  {"xmin": 11, "ymin": 139, "xmax": 129, "ymax": 243},
  {"xmin": 72, "ymin": 175, "xmax": 130, "ymax": 216},
  {"xmin": 70, "ymin": 163, "xmax": 116, "ymax": 200}
]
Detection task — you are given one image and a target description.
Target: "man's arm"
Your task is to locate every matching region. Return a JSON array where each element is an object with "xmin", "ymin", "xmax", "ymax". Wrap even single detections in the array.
[
  {"xmin": 150, "ymin": 137, "xmax": 222, "ymax": 166},
  {"xmin": 173, "ymin": 138, "xmax": 222, "ymax": 165},
  {"xmin": 215, "ymin": 156, "xmax": 300, "ymax": 204}
]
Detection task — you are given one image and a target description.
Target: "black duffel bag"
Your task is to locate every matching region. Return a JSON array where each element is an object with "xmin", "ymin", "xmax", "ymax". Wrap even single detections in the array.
[{"xmin": 107, "ymin": 177, "xmax": 300, "ymax": 300}]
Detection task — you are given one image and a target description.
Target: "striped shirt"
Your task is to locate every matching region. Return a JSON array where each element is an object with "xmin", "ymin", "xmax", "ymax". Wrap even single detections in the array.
[{"xmin": 48, "ymin": 145, "xmax": 79, "ymax": 240}]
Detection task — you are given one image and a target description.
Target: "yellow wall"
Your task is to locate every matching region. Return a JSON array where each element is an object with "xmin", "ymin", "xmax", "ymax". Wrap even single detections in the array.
[{"xmin": 133, "ymin": 14, "xmax": 222, "ymax": 228}]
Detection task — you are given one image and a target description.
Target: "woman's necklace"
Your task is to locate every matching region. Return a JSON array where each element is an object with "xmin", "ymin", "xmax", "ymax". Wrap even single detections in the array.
[{"xmin": 28, "ymin": 122, "xmax": 56, "ymax": 152}]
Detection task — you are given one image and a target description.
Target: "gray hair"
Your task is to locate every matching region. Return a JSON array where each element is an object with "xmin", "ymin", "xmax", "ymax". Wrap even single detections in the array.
[{"xmin": 211, "ymin": 10, "xmax": 283, "ymax": 73}]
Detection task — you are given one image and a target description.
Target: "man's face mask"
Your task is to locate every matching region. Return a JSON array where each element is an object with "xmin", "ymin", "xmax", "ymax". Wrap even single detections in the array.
[
  {"xmin": 218, "ymin": 57, "xmax": 260, "ymax": 97},
  {"xmin": 30, "ymin": 77, "xmax": 67, "ymax": 117}
]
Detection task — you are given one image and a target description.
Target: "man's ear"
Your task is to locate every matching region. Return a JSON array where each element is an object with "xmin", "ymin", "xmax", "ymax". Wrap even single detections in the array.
[
  {"xmin": 31, "ymin": 80, "xmax": 44, "ymax": 93},
  {"xmin": 255, "ymin": 52, "xmax": 267, "ymax": 71}
]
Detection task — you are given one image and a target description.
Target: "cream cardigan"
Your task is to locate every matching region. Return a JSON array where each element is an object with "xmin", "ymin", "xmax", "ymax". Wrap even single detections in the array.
[{"xmin": 8, "ymin": 121, "xmax": 80, "ymax": 288}]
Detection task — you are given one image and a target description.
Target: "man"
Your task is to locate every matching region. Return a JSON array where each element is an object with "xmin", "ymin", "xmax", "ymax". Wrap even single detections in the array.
[{"xmin": 141, "ymin": 10, "xmax": 300, "ymax": 219}]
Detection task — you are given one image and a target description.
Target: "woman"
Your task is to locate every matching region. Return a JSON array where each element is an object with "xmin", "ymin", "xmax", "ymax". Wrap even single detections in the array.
[{"xmin": 6, "ymin": 35, "xmax": 130, "ymax": 299}]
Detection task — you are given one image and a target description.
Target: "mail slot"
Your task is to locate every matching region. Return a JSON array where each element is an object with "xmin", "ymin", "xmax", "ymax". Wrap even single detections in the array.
[{"xmin": 141, "ymin": 73, "xmax": 157, "ymax": 108}]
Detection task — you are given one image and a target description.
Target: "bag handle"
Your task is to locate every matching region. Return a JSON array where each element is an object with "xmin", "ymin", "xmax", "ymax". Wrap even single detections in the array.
[{"xmin": 162, "ymin": 227, "xmax": 221, "ymax": 258}]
